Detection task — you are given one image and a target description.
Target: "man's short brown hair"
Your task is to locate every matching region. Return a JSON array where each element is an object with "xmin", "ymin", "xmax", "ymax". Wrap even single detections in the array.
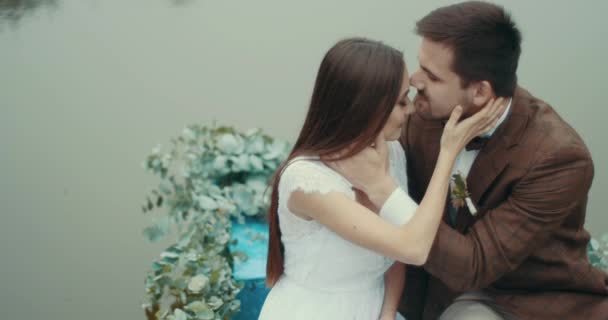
[{"xmin": 416, "ymin": 1, "xmax": 522, "ymax": 97}]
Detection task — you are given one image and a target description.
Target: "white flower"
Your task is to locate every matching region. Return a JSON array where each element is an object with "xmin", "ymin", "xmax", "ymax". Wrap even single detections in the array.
[{"xmin": 188, "ymin": 274, "xmax": 209, "ymax": 293}]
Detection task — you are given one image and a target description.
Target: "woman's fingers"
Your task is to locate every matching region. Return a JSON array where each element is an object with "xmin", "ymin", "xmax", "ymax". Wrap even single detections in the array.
[
  {"xmin": 450, "ymin": 96, "xmax": 509, "ymax": 141},
  {"xmin": 474, "ymin": 97, "xmax": 505, "ymax": 129},
  {"xmin": 446, "ymin": 105, "xmax": 463, "ymax": 130},
  {"xmin": 489, "ymin": 97, "xmax": 505, "ymax": 120},
  {"xmin": 442, "ymin": 97, "xmax": 507, "ymax": 147},
  {"xmin": 476, "ymin": 97, "xmax": 507, "ymax": 135},
  {"xmin": 469, "ymin": 98, "xmax": 494, "ymax": 122},
  {"xmin": 479, "ymin": 116, "xmax": 501, "ymax": 136},
  {"xmin": 484, "ymin": 97, "xmax": 506, "ymax": 129}
]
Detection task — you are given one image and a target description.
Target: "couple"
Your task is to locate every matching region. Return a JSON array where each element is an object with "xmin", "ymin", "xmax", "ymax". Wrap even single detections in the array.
[{"xmin": 259, "ymin": 2, "xmax": 608, "ymax": 320}]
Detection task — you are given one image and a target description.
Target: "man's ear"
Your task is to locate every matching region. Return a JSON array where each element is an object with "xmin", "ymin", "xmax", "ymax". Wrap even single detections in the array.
[{"xmin": 471, "ymin": 81, "xmax": 495, "ymax": 107}]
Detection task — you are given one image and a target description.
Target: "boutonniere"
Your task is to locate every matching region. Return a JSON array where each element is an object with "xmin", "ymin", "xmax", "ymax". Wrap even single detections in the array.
[{"xmin": 451, "ymin": 172, "xmax": 477, "ymax": 215}]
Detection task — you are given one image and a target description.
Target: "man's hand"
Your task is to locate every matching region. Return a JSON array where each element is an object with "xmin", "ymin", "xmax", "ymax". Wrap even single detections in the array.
[{"xmin": 327, "ymin": 134, "xmax": 397, "ymax": 208}]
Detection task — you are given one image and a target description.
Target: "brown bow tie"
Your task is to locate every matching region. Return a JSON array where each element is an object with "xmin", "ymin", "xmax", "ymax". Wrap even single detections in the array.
[{"xmin": 466, "ymin": 136, "xmax": 490, "ymax": 151}]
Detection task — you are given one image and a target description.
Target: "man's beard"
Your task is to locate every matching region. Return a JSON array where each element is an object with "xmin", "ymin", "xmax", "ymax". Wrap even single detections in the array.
[
  {"xmin": 415, "ymin": 91, "xmax": 472, "ymax": 121},
  {"xmin": 414, "ymin": 92, "xmax": 443, "ymax": 120}
]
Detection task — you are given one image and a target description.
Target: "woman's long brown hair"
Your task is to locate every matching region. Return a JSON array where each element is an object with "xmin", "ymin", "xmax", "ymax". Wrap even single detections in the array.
[{"xmin": 266, "ymin": 38, "xmax": 405, "ymax": 287}]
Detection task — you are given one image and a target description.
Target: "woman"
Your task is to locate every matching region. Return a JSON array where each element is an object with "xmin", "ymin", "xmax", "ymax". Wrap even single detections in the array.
[{"xmin": 259, "ymin": 38, "xmax": 505, "ymax": 320}]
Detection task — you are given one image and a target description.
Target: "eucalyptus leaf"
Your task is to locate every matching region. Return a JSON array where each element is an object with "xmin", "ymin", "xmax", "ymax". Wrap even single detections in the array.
[
  {"xmin": 249, "ymin": 155, "xmax": 263, "ymax": 171},
  {"xmin": 188, "ymin": 274, "xmax": 209, "ymax": 293},
  {"xmin": 231, "ymin": 154, "xmax": 251, "ymax": 171},
  {"xmin": 196, "ymin": 308, "xmax": 215, "ymax": 320},
  {"xmin": 247, "ymin": 135, "xmax": 265, "ymax": 154},
  {"xmin": 196, "ymin": 195, "xmax": 218, "ymax": 210},
  {"xmin": 151, "ymin": 261, "xmax": 164, "ymax": 272},
  {"xmin": 177, "ymin": 231, "xmax": 194, "ymax": 249},
  {"xmin": 143, "ymin": 225, "xmax": 164, "ymax": 242},
  {"xmin": 590, "ymin": 238, "xmax": 600, "ymax": 250},
  {"xmin": 186, "ymin": 301, "xmax": 207, "ymax": 313},
  {"xmin": 160, "ymin": 251, "xmax": 180, "ymax": 259},
  {"xmin": 175, "ymin": 278, "xmax": 188, "ymax": 290},
  {"xmin": 171, "ymin": 308, "xmax": 188, "ymax": 320},
  {"xmin": 216, "ymin": 134, "xmax": 240, "ymax": 154},
  {"xmin": 263, "ymin": 140, "xmax": 287, "ymax": 160},
  {"xmin": 207, "ymin": 296, "xmax": 223, "ymax": 310},
  {"xmin": 228, "ymin": 300, "xmax": 241, "ymax": 311},
  {"xmin": 246, "ymin": 175, "xmax": 268, "ymax": 193},
  {"xmin": 159, "ymin": 183, "xmax": 172, "ymax": 195},
  {"xmin": 212, "ymin": 155, "xmax": 228, "ymax": 171},
  {"xmin": 182, "ymin": 127, "xmax": 197, "ymax": 141}
]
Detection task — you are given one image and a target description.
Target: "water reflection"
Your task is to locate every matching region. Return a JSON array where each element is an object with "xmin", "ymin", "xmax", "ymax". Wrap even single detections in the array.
[
  {"xmin": 0, "ymin": 0, "xmax": 58, "ymax": 26},
  {"xmin": 0, "ymin": 0, "xmax": 195, "ymax": 29},
  {"xmin": 170, "ymin": 0, "xmax": 195, "ymax": 6}
]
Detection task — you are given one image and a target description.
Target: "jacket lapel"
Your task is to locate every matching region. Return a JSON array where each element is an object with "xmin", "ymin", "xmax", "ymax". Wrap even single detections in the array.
[{"xmin": 456, "ymin": 88, "xmax": 531, "ymax": 229}]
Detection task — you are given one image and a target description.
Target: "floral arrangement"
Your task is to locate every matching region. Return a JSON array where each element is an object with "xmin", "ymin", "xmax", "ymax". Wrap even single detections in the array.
[
  {"xmin": 141, "ymin": 124, "xmax": 290, "ymax": 320},
  {"xmin": 450, "ymin": 172, "xmax": 477, "ymax": 215}
]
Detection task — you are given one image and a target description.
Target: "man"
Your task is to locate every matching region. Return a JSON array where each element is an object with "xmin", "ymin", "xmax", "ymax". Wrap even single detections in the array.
[{"xmin": 331, "ymin": 1, "xmax": 608, "ymax": 319}]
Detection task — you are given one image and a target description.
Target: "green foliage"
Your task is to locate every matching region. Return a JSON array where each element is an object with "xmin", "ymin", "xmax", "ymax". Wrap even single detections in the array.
[
  {"xmin": 588, "ymin": 233, "xmax": 608, "ymax": 272},
  {"xmin": 141, "ymin": 125, "xmax": 290, "ymax": 320}
]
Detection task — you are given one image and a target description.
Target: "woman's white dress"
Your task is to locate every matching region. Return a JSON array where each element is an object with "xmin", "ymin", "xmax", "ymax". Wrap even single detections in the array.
[{"xmin": 258, "ymin": 141, "xmax": 417, "ymax": 320}]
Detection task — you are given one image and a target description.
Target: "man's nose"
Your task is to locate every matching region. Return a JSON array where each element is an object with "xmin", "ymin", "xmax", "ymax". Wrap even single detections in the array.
[{"xmin": 410, "ymin": 70, "xmax": 425, "ymax": 91}]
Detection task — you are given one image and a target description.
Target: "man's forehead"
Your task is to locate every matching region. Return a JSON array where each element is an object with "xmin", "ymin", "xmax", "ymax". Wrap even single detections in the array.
[
  {"xmin": 418, "ymin": 39, "xmax": 454, "ymax": 73},
  {"xmin": 418, "ymin": 40, "xmax": 460, "ymax": 80}
]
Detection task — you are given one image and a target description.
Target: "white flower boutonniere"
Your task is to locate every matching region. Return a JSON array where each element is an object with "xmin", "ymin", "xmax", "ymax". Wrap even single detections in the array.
[{"xmin": 451, "ymin": 172, "xmax": 477, "ymax": 216}]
